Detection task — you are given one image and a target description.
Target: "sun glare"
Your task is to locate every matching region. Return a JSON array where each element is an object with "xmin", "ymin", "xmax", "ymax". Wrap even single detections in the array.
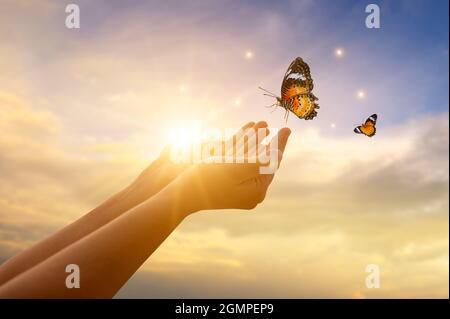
[
  {"xmin": 167, "ymin": 121, "xmax": 201, "ymax": 149},
  {"xmin": 357, "ymin": 90, "xmax": 366, "ymax": 99},
  {"xmin": 179, "ymin": 85, "xmax": 187, "ymax": 93},
  {"xmin": 334, "ymin": 48, "xmax": 344, "ymax": 58}
]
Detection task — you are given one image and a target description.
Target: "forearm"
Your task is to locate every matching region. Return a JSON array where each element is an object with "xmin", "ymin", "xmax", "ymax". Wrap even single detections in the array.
[
  {"xmin": 0, "ymin": 185, "xmax": 191, "ymax": 298},
  {"xmin": 0, "ymin": 184, "xmax": 140, "ymax": 286}
]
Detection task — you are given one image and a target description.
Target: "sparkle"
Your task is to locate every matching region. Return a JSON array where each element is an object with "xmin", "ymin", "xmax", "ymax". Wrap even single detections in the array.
[
  {"xmin": 357, "ymin": 90, "xmax": 366, "ymax": 99},
  {"xmin": 335, "ymin": 48, "xmax": 344, "ymax": 58},
  {"xmin": 234, "ymin": 99, "xmax": 241, "ymax": 106},
  {"xmin": 245, "ymin": 51, "xmax": 254, "ymax": 59},
  {"xmin": 331, "ymin": 123, "xmax": 336, "ymax": 128},
  {"xmin": 179, "ymin": 85, "xmax": 187, "ymax": 93}
]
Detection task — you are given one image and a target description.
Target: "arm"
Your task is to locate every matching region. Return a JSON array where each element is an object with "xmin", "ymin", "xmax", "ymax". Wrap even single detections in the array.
[
  {"xmin": 0, "ymin": 121, "xmax": 260, "ymax": 285},
  {"xmin": 0, "ymin": 123, "xmax": 289, "ymax": 298},
  {"xmin": 0, "ymin": 182, "xmax": 191, "ymax": 298},
  {"xmin": 0, "ymin": 149, "xmax": 187, "ymax": 286}
]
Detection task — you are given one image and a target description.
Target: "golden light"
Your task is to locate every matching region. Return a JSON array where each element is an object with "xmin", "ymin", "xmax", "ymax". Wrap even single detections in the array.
[
  {"xmin": 167, "ymin": 120, "xmax": 201, "ymax": 150},
  {"xmin": 335, "ymin": 48, "xmax": 344, "ymax": 57},
  {"xmin": 209, "ymin": 109, "xmax": 217, "ymax": 119},
  {"xmin": 245, "ymin": 51, "xmax": 254, "ymax": 59},
  {"xmin": 331, "ymin": 123, "xmax": 336, "ymax": 128},
  {"xmin": 179, "ymin": 85, "xmax": 187, "ymax": 93},
  {"xmin": 234, "ymin": 99, "xmax": 241, "ymax": 106},
  {"xmin": 357, "ymin": 90, "xmax": 366, "ymax": 99}
]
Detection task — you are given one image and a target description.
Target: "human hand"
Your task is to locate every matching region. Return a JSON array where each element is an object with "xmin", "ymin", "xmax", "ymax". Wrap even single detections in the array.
[
  {"xmin": 168, "ymin": 122, "xmax": 291, "ymax": 214},
  {"xmin": 121, "ymin": 121, "xmax": 262, "ymax": 208},
  {"xmin": 120, "ymin": 147, "xmax": 189, "ymax": 208}
]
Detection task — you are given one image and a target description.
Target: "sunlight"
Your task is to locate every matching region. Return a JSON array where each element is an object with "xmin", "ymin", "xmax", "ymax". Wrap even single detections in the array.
[
  {"xmin": 245, "ymin": 50, "xmax": 254, "ymax": 59},
  {"xmin": 334, "ymin": 48, "xmax": 344, "ymax": 58},
  {"xmin": 357, "ymin": 90, "xmax": 366, "ymax": 99},
  {"xmin": 167, "ymin": 120, "xmax": 202, "ymax": 150},
  {"xmin": 179, "ymin": 85, "xmax": 188, "ymax": 93}
]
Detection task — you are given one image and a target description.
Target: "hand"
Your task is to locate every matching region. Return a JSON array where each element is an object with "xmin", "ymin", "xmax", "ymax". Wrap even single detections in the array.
[
  {"xmin": 169, "ymin": 122, "xmax": 291, "ymax": 214},
  {"xmin": 119, "ymin": 121, "xmax": 263, "ymax": 208},
  {"xmin": 121, "ymin": 147, "xmax": 189, "ymax": 208}
]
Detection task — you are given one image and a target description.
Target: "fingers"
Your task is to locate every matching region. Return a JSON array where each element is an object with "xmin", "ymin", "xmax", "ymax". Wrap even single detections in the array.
[
  {"xmin": 159, "ymin": 145, "xmax": 172, "ymax": 159},
  {"xmin": 250, "ymin": 122, "xmax": 270, "ymax": 156},
  {"xmin": 202, "ymin": 121, "xmax": 268, "ymax": 160},
  {"xmin": 200, "ymin": 122, "xmax": 289, "ymax": 171},
  {"xmin": 200, "ymin": 121, "xmax": 254, "ymax": 158},
  {"xmin": 235, "ymin": 121, "xmax": 268, "ymax": 158},
  {"xmin": 266, "ymin": 127, "xmax": 291, "ymax": 167},
  {"xmin": 259, "ymin": 131, "xmax": 290, "ymax": 188},
  {"xmin": 149, "ymin": 145, "xmax": 174, "ymax": 168},
  {"xmin": 258, "ymin": 150, "xmax": 283, "ymax": 186},
  {"xmin": 231, "ymin": 121, "xmax": 255, "ymax": 144},
  {"xmin": 241, "ymin": 121, "xmax": 255, "ymax": 131},
  {"xmin": 275, "ymin": 127, "xmax": 291, "ymax": 153}
]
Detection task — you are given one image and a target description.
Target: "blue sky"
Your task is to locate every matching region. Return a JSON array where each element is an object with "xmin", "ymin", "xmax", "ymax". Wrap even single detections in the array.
[
  {"xmin": 0, "ymin": 0, "xmax": 448, "ymax": 298},
  {"xmin": 4, "ymin": 0, "xmax": 448, "ymax": 136}
]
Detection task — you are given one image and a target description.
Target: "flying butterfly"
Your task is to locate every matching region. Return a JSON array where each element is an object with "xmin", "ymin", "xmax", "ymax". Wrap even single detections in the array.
[
  {"xmin": 354, "ymin": 114, "xmax": 378, "ymax": 137},
  {"xmin": 259, "ymin": 57, "xmax": 319, "ymax": 122}
]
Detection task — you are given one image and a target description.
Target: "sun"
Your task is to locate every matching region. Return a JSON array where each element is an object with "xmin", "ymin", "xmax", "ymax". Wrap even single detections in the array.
[{"xmin": 167, "ymin": 121, "xmax": 201, "ymax": 150}]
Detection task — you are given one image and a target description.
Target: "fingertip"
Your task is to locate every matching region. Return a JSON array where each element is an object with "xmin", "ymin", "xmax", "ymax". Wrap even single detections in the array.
[
  {"xmin": 254, "ymin": 121, "xmax": 268, "ymax": 129},
  {"xmin": 160, "ymin": 145, "xmax": 171, "ymax": 158},
  {"xmin": 276, "ymin": 128, "xmax": 291, "ymax": 153},
  {"xmin": 280, "ymin": 127, "xmax": 291, "ymax": 136},
  {"xmin": 242, "ymin": 122, "xmax": 255, "ymax": 130}
]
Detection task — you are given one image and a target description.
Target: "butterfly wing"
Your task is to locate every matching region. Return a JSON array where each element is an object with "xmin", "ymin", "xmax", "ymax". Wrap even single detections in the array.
[
  {"xmin": 280, "ymin": 57, "xmax": 319, "ymax": 120},
  {"xmin": 362, "ymin": 125, "xmax": 376, "ymax": 137},
  {"xmin": 281, "ymin": 57, "xmax": 313, "ymax": 99},
  {"xmin": 354, "ymin": 126, "xmax": 363, "ymax": 134},
  {"xmin": 354, "ymin": 125, "xmax": 376, "ymax": 137},
  {"xmin": 289, "ymin": 94, "xmax": 319, "ymax": 120},
  {"xmin": 364, "ymin": 114, "xmax": 377, "ymax": 126},
  {"xmin": 281, "ymin": 79, "xmax": 309, "ymax": 101},
  {"xmin": 354, "ymin": 114, "xmax": 378, "ymax": 137},
  {"xmin": 281, "ymin": 57, "xmax": 313, "ymax": 89}
]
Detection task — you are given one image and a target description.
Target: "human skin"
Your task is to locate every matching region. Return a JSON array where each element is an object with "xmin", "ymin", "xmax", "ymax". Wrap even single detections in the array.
[
  {"xmin": 0, "ymin": 121, "xmax": 290, "ymax": 298},
  {"xmin": 0, "ymin": 121, "xmax": 264, "ymax": 286}
]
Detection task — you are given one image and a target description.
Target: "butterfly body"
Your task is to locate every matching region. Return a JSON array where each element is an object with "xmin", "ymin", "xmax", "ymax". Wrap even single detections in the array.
[
  {"xmin": 261, "ymin": 57, "xmax": 319, "ymax": 121},
  {"xmin": 354, "ymin": 114, "xmax": 377, "ymax": 137}
]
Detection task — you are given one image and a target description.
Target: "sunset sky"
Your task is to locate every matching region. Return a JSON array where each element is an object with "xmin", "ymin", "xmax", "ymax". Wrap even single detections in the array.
[{"xmin": 0, "ymin": 0, "xmax": 448, "ymax": 298}]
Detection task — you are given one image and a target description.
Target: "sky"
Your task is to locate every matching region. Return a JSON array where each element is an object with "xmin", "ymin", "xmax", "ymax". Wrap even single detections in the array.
[{"xmin": 0, "ymin": 0, "xmax": 448, "ymax": 298}]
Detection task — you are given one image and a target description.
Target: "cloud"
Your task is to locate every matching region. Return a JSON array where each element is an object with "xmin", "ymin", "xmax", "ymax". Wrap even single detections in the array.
[
  {"xmin": 0, "ymin": 92, "xmax": 150, "ymax": 252},
  {"xmin": 117, "ymin": 112, "xmax": 448, "ymax": 298},
  {"xmin": 0, "ymin": 0, "xmax": 448, "ymax": 298},
  {"xmin": 0, "ymin": 88, "xmax": 447, "ymax": 297}
]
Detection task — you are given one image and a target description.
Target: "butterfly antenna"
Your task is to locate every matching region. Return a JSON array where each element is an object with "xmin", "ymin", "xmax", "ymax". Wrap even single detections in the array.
[
  {"xmin": 258, "ymin": 86, "xmax": 278, "ymax": 98},
  {"xmin": 270, "ymin": 105, "xmax": 279, "ymax": 113}
]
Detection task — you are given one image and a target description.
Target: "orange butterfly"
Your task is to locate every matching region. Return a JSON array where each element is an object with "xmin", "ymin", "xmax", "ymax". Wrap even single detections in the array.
[
  {"xmin": 354, "ymin": 114, "xmax": 377, "ymax": 137},
  {"xmin": 260, "ymin": 57, "xmax": 319, "ymax": 121}
]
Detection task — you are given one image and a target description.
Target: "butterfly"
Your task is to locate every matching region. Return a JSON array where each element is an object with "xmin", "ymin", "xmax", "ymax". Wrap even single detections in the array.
[
  {"xmin": 259, "ymin": 57, "xmax": 319, "ymax": 122},
  {"xmin": 354, "ymin": 114, "xmax": 378, "ymax": 137}
]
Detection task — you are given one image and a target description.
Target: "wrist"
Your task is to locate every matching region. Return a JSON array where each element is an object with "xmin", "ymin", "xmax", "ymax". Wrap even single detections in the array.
[{"xmin": 161, "ymin": 169, "xmax": 200, "ymax": 217}]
